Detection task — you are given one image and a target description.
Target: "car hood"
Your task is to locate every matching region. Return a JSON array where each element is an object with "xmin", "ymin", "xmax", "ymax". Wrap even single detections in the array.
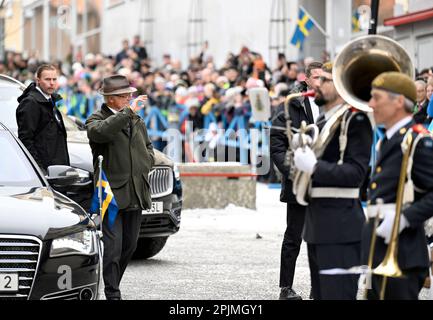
[
  {"xmin": 0, "ymin": 187, "xmax": 93, "ymax": 240},
  {"xmin": 67, "ymin": 131, "xmax": 174, "ymax": 172}
]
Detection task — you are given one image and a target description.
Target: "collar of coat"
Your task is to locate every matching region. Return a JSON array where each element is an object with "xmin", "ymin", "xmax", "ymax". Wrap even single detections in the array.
[{"xmin": 18, "ymin": 82, "xmax": 62, "ymax": 105}]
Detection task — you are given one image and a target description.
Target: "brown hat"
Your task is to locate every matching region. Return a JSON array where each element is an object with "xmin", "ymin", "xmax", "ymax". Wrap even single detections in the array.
[
  {"xmin": 98, "ymin": 75, "xmax": 137, "ymax": 96},
  {"xmin": 371, "ymin": 71, "xmax": 416, "ymax": 103}
]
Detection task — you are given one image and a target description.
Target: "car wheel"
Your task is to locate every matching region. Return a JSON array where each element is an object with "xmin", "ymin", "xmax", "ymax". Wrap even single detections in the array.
[{"xmin": 133, "ymin": 237, "xmax": 168, "ymax": 259}]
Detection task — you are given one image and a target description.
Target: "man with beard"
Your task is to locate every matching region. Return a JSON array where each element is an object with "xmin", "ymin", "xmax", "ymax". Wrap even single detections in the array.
[
  {"xmin": 270, "ymin": 61, "xmax": 322, "ymax": 300},
  {"xmin": 293, "ymin": 62, "xmax": 373, "ymax": 299}
]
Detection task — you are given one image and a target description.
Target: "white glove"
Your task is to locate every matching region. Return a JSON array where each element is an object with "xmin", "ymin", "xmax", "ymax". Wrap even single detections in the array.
[
  {"xmin": 292, "ymin": 133, "xmax": 313, "ymax": 149},
  {"xmin": 376, "ymin": 211, "xmax": 410, "ymax": 244},
  {"xmin": 294, "ymin": 146, "xmax": 317, "ymax": 174}
]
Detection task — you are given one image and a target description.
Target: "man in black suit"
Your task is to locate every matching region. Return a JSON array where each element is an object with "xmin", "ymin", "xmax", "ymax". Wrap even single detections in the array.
[
  {"xmin": 362, "ymin": 72, "xmax": 433, "ymax": 300},
  {"xmin": 270, "ymin": 61, "xmax": 322, "ymax": 300},
  {"xmin": 293, "ymin": 62, "xmax": 373, "ymax": 300},
  {"xmin": 413, "ymin": 80, "xmax": 429, "ymax": 125}
]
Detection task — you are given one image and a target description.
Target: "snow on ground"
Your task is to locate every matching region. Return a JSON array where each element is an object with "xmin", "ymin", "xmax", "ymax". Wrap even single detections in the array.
[{"xmin": 182, "ymin": 182, "xmax": 286, "ymax": 234}]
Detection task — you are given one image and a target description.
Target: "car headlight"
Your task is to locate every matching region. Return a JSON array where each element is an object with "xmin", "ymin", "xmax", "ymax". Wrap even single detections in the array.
[
  {"xmin": 50, "ymin": 230, "xmax": 97, "ymax": 257},
  {"xmin": 72, "ymin": 168, "xmax": 91, "ymax": 183},
  {"xmin": 173, "ymin": 164, "xmax": 180, "ymax": 180}
]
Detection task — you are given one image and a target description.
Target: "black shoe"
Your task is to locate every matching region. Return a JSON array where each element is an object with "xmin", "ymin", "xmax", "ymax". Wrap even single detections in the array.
[{"xmin": 279, "ymin": 287, "xmax": 302, "ymax": 300}]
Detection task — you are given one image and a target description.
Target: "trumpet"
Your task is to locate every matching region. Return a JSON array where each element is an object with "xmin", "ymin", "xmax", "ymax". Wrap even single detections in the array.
[{"xmin": 282, "ymin": 90, "xmax": 318, "ymax": 180}]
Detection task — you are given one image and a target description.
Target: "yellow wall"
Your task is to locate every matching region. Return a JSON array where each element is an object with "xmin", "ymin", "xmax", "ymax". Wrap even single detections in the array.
[{"xmin": 3, "ymin": 1, "xmax": 23, "ymax": 53}]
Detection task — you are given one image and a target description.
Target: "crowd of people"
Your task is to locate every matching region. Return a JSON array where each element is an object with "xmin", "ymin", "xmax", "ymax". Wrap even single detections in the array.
[
  {"xmin": 3, "ymin": 36, "xmax": 433, "ymax": 140},
  {"xmin": 0, "ymin": 37, "xmax": 326, "ymax": 132}
]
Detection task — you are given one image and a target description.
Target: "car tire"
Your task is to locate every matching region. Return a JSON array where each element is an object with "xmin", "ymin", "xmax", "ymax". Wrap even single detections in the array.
[{"xmin": 133, "ymin": 237, "xmax": 168, "ymax": 259}]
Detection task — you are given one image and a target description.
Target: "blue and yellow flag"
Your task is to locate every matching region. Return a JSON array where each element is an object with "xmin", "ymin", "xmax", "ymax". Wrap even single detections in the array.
[
  {"xmin": 90, "ymin": 170, "xmax": 118, "ymax": 229},
  {"xmin": 352, "ymin": 11, "xmax": 361, "ymax": 32},
  {"xmin": 290, "ymin": 8, "xmax": 315, "ymax": 49}
]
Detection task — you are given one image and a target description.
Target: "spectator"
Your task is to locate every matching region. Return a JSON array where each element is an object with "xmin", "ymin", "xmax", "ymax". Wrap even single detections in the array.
[
  {"xmin": 414, "ymin": 79, "xmax": 429, "ymax": 124},
  {"xmin": 115, "ymin": 39, "xmax": 130, "ymax": 65},
  {"xmin": 16, "ymin": 64, "xmax": 69, "ymax": 173},
  {"xmin": 131, "ymin": 35, "xmax": 148, "ymax": 61}
]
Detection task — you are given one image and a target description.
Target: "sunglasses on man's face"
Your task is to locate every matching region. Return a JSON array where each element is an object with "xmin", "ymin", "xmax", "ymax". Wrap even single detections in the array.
[
  {"xmin": 115, "ymin": 93, "xmax": 132, "ymax": 99},
  {"xmin": 319, "ymin": 76, "xmax": 333, "ymax": 83}
]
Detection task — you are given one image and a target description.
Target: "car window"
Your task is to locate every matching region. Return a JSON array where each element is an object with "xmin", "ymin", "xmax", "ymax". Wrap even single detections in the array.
[
  {"xmin": 0, "ymin": 86, "xmax": 22, "ymax": 131},
  {"xmin": 0, "ymin": 131, "xmax": 43, "ymax": 187}
]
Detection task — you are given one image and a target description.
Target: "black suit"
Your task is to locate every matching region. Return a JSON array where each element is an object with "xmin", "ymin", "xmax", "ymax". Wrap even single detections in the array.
[
  {"xmin": 270, "ymin": 81, "xmax": 315, "ymax": 290},
  {"xmin": 305, "ymin": 107, "xmax": 373, "ymax": 300},
  {"xmin": 362, "ymin": 120, "xmax": 433, "ymax": 300},
  {"xmin": 413, "ymin": 100, "xmax": 429, "ymax": 125}
]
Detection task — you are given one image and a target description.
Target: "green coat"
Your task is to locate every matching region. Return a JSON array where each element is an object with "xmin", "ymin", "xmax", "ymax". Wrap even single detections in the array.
[{"xmin": 86, "ymin": 104, "xmax": 155, "ymax": 210}]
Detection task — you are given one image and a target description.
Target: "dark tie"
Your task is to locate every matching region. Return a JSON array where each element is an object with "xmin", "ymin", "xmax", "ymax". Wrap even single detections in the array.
[{"xmin": 49, "ymin": 98, "xmax": 61, "ymax": 125}]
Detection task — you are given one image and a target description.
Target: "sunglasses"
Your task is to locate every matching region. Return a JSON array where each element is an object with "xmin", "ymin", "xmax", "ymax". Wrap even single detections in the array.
[
  {"xmin": 319, "ymin": 76, "xmax": 333, "ymax": 83},
  {"xmin": 115, "ymin": 93, "xmax": 132, "ymax": 99}
]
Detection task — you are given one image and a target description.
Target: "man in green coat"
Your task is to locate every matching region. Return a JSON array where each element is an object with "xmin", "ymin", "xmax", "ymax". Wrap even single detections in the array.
[{"xmin": 86, "ymin": 74, "xmax": 155, "ymax": 300}]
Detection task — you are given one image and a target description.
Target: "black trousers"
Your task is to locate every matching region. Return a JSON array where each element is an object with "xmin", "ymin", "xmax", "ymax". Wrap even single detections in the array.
[
  {"xmin": 367, "ymin": 267, "xmax": 428, "ymax": 300},
  {"xmin": 307, "ymin": 242, "xmax": 360, "ymax": 300},
  {"xmin": 102, "ymin": 208, "xmax": 142, "ymax": 299},
  {"xmin": 279, "ymin": 202, "xmax": 306, "ymax": 288}
]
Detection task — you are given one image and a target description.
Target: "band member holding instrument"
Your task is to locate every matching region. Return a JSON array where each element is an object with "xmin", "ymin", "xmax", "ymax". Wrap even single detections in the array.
[
  {"xmin": 270, "ymin": 61, "xmax": 322, "ymax": 300},
  {"xmin": 293, "ymin": 62, "xmax": 373, "ymax": 300},
  {"xmin": 362, "ymin": 72, "xmax": 433, "ymax": 300}
]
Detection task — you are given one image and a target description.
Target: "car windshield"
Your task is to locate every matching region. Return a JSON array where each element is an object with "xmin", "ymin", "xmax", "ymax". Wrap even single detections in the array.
[
  {"xmin": 0, "ymin": 130, "xmax": 43, "ymax": 187},
  {"xmin": 0, "ymin": 84, "xmax": 82, "ymax": 133},
  {"xmin": 0, "ymin": 86, "xmax": 23, "ymax": 131}
]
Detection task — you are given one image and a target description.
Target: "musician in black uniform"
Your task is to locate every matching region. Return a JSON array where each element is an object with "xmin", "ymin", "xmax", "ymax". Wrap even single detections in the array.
[
  {"xmin": 293, "ymin": 62, "xmax": 373, "ymax": 300},
  {"xmin": 362, "ymin": 72, "xmax": 433, "ymax": 300},
  {"xmin": 270, "ymin": 61, "xmax": 322, "ymax": 300}
]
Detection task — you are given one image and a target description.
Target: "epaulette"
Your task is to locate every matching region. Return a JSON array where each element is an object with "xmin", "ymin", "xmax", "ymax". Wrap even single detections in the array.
[
  {"xmin": 412, "ymin": 124, "xmax": 430, "ymax": 135},
  {"xmin": 349, "ymin": 106, "xmax": 358, "ymax": 113}
]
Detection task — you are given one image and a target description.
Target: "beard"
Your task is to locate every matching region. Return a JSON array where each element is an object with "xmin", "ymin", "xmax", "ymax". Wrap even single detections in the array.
[{"xmin": 314, "ymin": 91, "xmax": 327, "ymax": 106}]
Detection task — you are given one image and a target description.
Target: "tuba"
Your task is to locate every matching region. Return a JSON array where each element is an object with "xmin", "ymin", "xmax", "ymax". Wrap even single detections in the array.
[{"xmin": 292, "ymin": 35, "xmax": 414, "ymax": 206}]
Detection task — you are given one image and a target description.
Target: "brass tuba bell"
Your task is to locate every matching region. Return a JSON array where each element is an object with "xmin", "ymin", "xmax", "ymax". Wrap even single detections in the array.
[
  {"xmin": 333, "ymin": 34, "xmax": 414, "ymax": 112},
  {"xmin": 292, "ymin": 35, "xmax": 414, "ymax": 206}
]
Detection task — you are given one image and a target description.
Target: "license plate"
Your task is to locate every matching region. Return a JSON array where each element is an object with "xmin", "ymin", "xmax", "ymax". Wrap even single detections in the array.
[
  {"xmin": 0, "ymin": 273, "xmax": 19, "ymax": 292},
  {"xmin": 143, "ymin": 202, "xmax": 164, "ymax": 214}
]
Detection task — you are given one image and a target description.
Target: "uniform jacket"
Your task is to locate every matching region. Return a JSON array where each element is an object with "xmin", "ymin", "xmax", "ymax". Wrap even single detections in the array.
[
  {"xmin": 270, "ymin": 82, "xmax": 315, "ymax": 203},
  {"xmin": 362, "ymin": 120, "xmax": 433, "ymax": 269},
  {"xmin": 413, "ymin": 99, "xmax": 429, "ymax": 125},
  {"xmin": 86, "ymin": 104, "xmax": 155, "ymax": 210},
  {"xmin": 16, "ymin": 82, "xmax": 69, "ymax": 171},
  {"xmin": 303, "ymin": 107, "xmax": 373, "ymax": 244}
]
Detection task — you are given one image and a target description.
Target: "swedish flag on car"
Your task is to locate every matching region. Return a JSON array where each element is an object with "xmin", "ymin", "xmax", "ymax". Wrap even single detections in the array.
[
  {"xmin": 90, "ymin": 170, "xmax": 118, "ymax": 229},
  {"xmin": 290, "ymin": 8, "xmax": 315, "ymax": 49}
]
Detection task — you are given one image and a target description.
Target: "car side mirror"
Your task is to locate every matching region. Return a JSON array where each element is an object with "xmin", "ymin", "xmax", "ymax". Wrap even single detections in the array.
[{"xmin": 46, "ymin": 165, "xmax": 80, "ymax": 186}]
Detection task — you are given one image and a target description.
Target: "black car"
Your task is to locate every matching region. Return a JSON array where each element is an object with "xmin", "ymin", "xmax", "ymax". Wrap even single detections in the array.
[
  {"xmin": 0, "ymin": 121, "xmax": 101, "ymax": 300},
  {"xmin": 0, "ymin": 74, "xmax": 182, "ymax": 259}
]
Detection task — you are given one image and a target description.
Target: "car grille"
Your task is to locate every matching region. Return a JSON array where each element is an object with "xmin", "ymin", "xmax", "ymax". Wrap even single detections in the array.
[
  {"xmin": 0, "ymin": 235, "xmax": 41, "ymax": 300},
  {"xmin": 149, "ymin": 167, "xmax": 173, "ymax": 199}
]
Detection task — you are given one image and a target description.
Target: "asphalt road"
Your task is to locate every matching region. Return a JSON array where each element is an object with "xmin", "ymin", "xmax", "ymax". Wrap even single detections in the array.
[{"xmin": 118, "ymin": 184, "xmax": 431, "ymax": 300}]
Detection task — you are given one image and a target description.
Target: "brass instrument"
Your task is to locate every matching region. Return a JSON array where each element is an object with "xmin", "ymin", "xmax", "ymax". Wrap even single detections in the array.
[
  {"xmin": 283, "ymin": 90, "xmax": 318, "ymax": 180},
  {"xmin": 333, "ymin": 35, "xmax": 414, "ymax": 111},
  {"xmin": 292, "ymin": 104, "xmax": 350, "ymax": 206},
  {"xmin": 373, "ymin": 132, "xmax": 413, "ymax": 299},
  {"xmin": 292, "ymin": 34, "xmax": 415, "ymax": 206}
]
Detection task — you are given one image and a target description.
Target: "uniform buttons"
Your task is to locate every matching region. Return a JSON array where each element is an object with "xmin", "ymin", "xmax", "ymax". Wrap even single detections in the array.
[
  {"xmin": 371, "ymin": 182, "xmax": 377, "ymax": 190},
  {"xmin": 400, "ymin": 128, "xmax": 407, "ymax": 135},
  {"xmin": 376, "ymin": 166, "xmax": 382, "ymax": 173}
]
